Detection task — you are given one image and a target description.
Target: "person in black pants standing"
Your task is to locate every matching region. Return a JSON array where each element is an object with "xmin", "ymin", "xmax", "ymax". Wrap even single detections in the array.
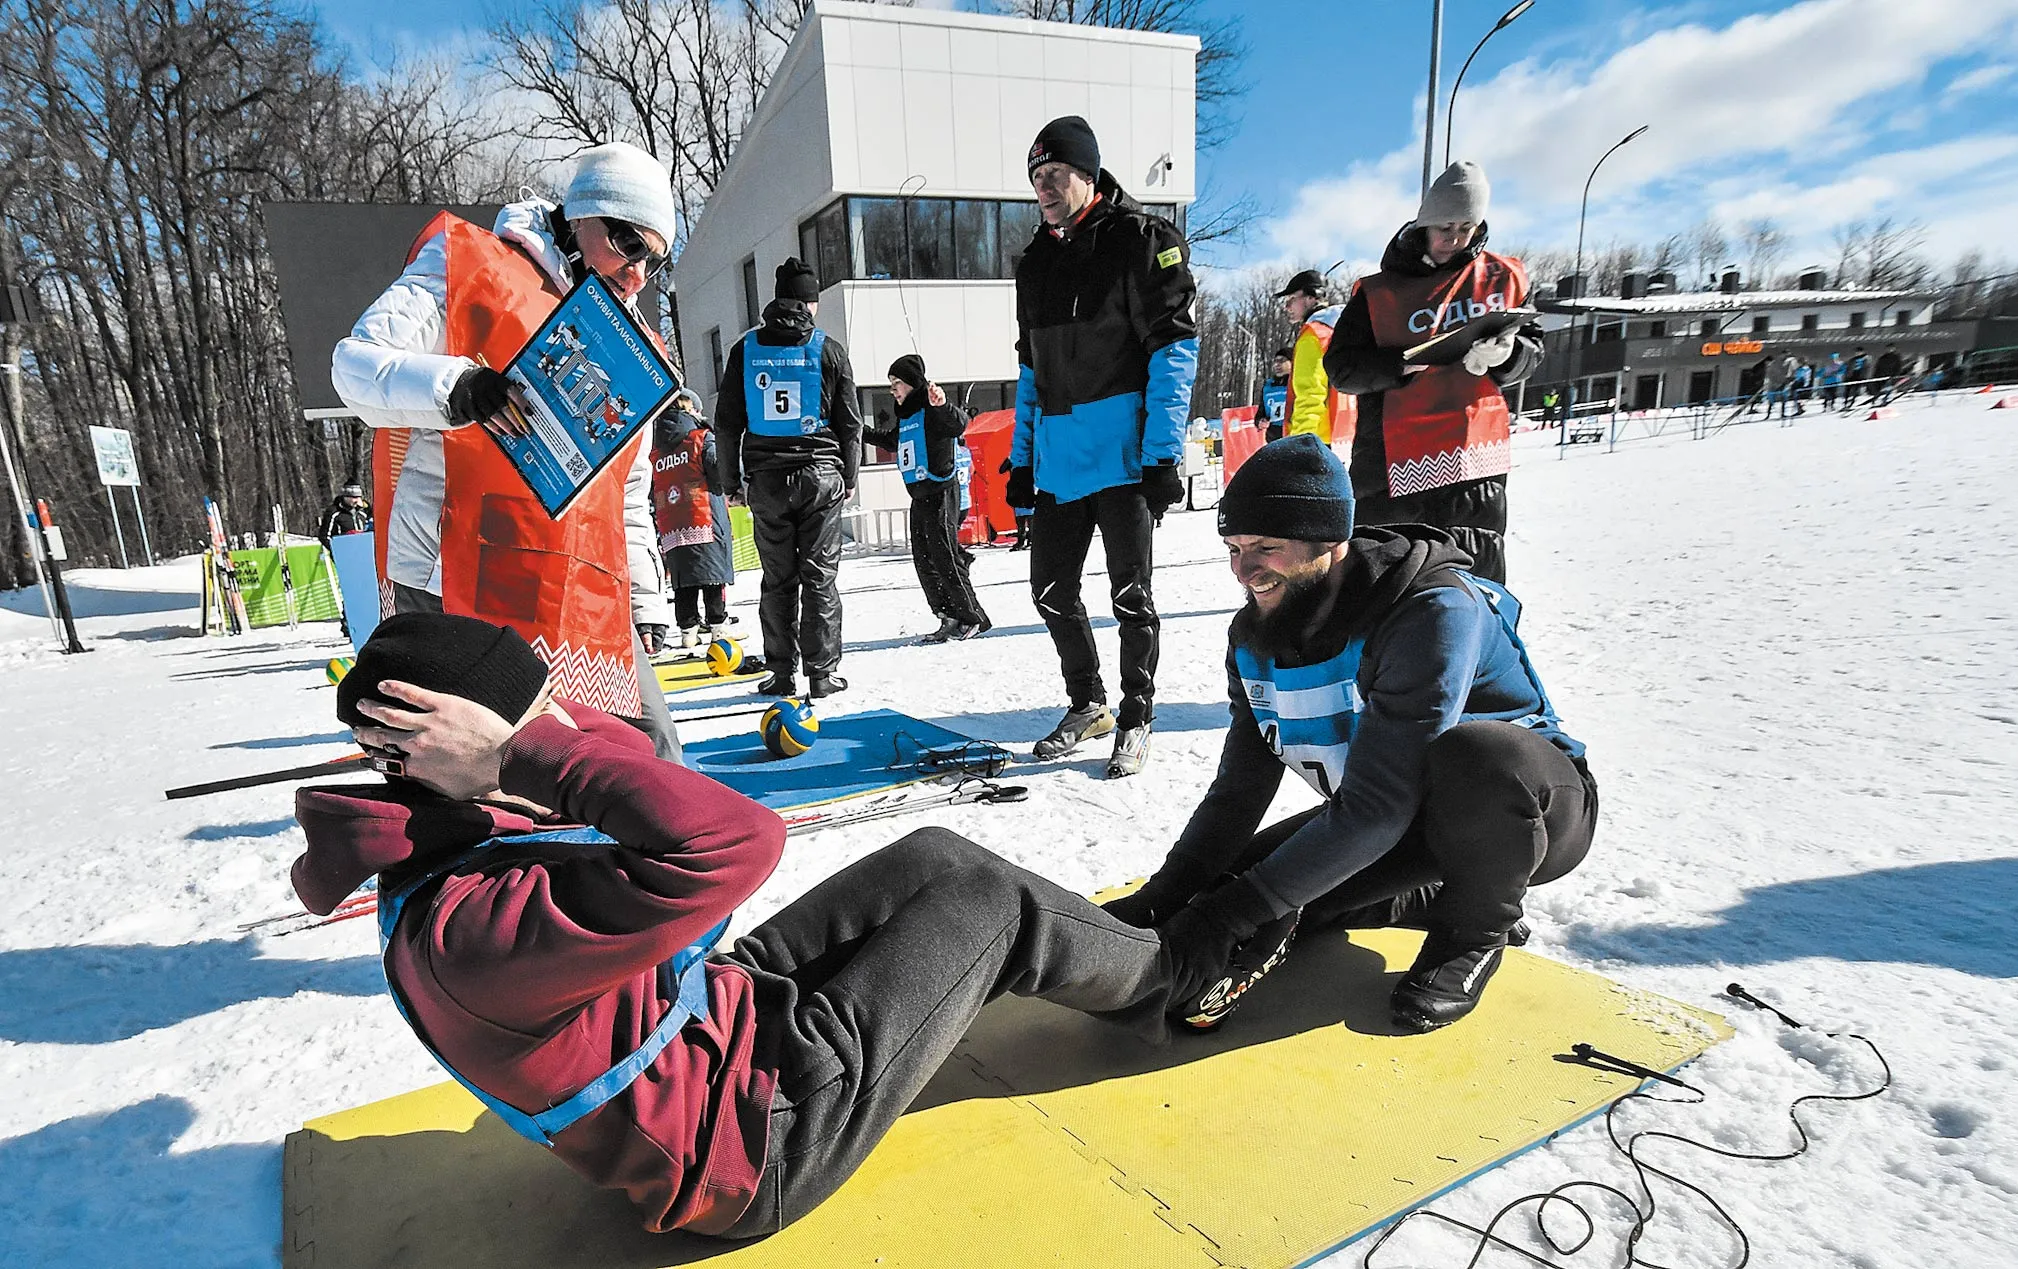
[
  {"xmin": 863, "ymin": 355, "xmax": 991, "ymax": 642},
  {"xmin": 714, "ymin": 258, "xmax": 862, "ymax": 699},
  {"xmin": 1006, "ymin": 116, "xmax": 1199, "ymax": 779}
]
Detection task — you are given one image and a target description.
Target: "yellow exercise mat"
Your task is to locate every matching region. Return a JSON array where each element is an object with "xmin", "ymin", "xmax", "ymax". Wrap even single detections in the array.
[
  {"xmin": 654, "ymin": 656, "xmax": 765, "ymax": 694},
  {"xmin": 283, "ymin": 928, "xmax": 1729, "ymax": 1268}
]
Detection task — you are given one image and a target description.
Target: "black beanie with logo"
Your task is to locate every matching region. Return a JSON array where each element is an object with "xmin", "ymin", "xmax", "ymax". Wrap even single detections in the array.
[
  {"xmin": 1216, "ymin": 434, "xmax": 1356, "ymax": 542},
  {"xmin": 1027, "ymin": 115, "xmax": 1100, "ymax": 181},
  {"xmin": 336, "ymin": 612, "xmax": 550, "ymax": 730}
]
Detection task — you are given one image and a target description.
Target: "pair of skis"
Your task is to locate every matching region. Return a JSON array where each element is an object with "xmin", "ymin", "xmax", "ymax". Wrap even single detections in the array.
[
  {"xmin": 240, "ymin": 776, "xmax": 1029, "ymax": 938},
  {"xmin": 203, "ymin": 497, "xmax": 250, "ymax": 635}
]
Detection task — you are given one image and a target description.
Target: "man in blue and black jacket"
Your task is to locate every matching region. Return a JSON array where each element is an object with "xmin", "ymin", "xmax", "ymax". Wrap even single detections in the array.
[
  {"xmin": 1007, "ymin": 115, "xmax": 1199, "ymax": 779},
  {"xmin": 1102, "ymin": 435, "xmax": 1598, "ymax": 1033}
]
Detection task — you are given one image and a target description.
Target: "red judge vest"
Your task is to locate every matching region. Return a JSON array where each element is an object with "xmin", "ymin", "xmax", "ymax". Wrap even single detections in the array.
[
  {"xmin": 1360, "ymin": 251, "xmax": 1526, "ymax": 497},
  {"xmin": 652, "ymin": 423, "xmax": 715, "ymax": 551},
  {"xmin": 372, "ymin": 211, "xmax": 645, "ymax": 717}
]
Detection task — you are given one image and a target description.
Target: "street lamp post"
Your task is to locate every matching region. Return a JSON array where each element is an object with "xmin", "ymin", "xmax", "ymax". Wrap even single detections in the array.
[
  {"xmin": 1445, "ymin": 1, "xmax": 1535, "ymax": 166},
  {"xmin": 1562, "ymin": 124, "xmax": 1649, "ymax": 458},
  {"xmin": 1421, "ymin": 0, "xmax": 1444, "ymax": 199}
]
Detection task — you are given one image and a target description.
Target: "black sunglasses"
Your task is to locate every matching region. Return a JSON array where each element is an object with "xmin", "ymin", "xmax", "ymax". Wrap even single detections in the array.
[{"xmin": 602, "ymin": 218, "xmax": 669, "ymax": 276}]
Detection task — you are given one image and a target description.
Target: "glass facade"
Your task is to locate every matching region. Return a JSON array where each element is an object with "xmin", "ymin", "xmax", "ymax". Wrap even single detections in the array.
[{"xmin": 801, "ymin": 196, "xmax": 1185, "ymax": 284}]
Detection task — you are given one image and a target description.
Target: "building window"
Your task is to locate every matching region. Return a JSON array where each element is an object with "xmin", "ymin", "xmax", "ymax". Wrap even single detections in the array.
[
  {"xmin": 1700, "ymin": 319, "xmax": 1717, "ymax": 336},
  {"xmin": 1848, "ymin": 311, "xmax": 1866, "ymax": 329},
  {"xmin": 706, "ymin": 327, "xmax": 723, "ymax": 394},
  {"xmin": 814, "ymin": 202, "xmax": 848, "ymax": 285},
  {"xmin": 1648, "ymin": 320, "xmax": 1667, "ymax": 338},
  {"xmin": 999, "ymin": 201, "xmax": 1041, "ymax": 276},
  {"xmin": 740, "ymin": 256, "xmax": 760, "ymax": 331},
  {"xmin": 799, "ymin": 221, "xmax": 819, "ymax": 284},
  {"xmin": 1751, "ymin": 315, "xmax": 1770, "ymax": 333},
  {"xmin": 850, "ymin": 198, "xmax": 907, "ymax": 280},
  {"xmin": 906, "ymin": 199, "xmax": 954, "ymax": 279},
  {"xmin": 1801, "ymin": 313, "xmax": 1819, "ymax": 331},
  {"xmin": 1894, "ymin": 309, "xmax": 1912, "ymax": 326},
  {"xmin": 953, "ymin": 200, "xmax": 998, "ymax": 281}
]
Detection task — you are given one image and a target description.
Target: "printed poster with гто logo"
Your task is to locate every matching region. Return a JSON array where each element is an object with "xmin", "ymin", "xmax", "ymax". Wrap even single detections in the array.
[{"xmin": 493, "ymin": 272, "xmax": 681, "ymax": 518}]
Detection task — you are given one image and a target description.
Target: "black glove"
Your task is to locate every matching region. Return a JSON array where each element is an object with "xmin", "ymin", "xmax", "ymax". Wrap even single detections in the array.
[
  {"xmin": 637, "ymin": 623, "xmax": 668, "ymax": 656},
  {"xmin": 447, "ymin": 366, "xmax": 512, "ymax": 426},
  {"xmin": 1101, "ymin": 857, "xmax": 1216, "ymax": 928},
  {"xmin": 1005, "ymin": 465, "xmax": 1035, "ymax": 509},
  {"xmin": 1140, "ymin": 462, "xmax": 1186, "ymax": 522},
  {"xmin": 1159, "ymin": 875, "xmax": 1277, "ymax": 1005}
]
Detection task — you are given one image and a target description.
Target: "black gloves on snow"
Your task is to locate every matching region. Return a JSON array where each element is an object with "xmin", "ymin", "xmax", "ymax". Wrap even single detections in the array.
[
  {"xmin": 1140, "ymin": 462, "xmax": 1186, "ymax": 521},
  {"xmin": 637, "ymin": 623, "xmax": 668, "ymax": 656},
  {"xmin": 1005, "ymin": 464, "xmax": 1036, "ymax": 510},
  {"xmin": 447, "ymin": 366, "xmax": 513, "ymax": 426},
  {"xmin": 1159, "ymin": 875, "xmax": 1278, "ymax": 1005}
]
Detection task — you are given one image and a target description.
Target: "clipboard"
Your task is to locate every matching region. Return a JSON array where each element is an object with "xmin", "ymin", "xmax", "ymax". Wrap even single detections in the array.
[
  {"xmin": 1402, "ymin": 306, "xmax": 1537, "ymax": 366},
  {"xmin": 489, "ymin": 273, "xmax": 682, "ymax": 518}
]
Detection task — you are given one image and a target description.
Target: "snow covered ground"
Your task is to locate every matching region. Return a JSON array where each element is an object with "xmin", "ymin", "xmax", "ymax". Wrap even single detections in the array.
[{"xmin": 1, "ymin": 394, "xmax": 2013, "ymax": 1267}]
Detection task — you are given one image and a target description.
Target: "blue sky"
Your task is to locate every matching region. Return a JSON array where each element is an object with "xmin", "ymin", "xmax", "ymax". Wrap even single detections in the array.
[{"xmin": 311, "ymin": 0, "xmax": 2018, "ymax": 277}]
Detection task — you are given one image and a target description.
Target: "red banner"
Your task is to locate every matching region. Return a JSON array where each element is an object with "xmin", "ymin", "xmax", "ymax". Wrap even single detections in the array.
[{"xmin": 1221, "ymin": 406, "xmax": 1263, "ymax": 482}]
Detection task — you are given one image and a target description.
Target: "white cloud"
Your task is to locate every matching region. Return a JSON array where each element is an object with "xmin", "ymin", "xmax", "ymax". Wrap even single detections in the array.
[{"xmin": 1247, "ymin": 0, "xmax": 2018, "ymax": 272}]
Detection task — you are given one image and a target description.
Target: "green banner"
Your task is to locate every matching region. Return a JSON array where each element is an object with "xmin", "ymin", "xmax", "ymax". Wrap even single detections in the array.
[
  {"xmin": 730, "ymin": 504, "xmax": 758, "ymax": 573},
  {"xmin": 231, "ymin": 544, "xmax": 342, "ymax": 627}
]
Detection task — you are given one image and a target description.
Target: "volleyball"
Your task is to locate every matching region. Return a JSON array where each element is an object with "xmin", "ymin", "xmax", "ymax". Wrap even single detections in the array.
[
  {"xmin": 759, "ymin": 698, "xmax": 820, "ymax": 758},
  {"xmin": 705, "ymin": 635, "xmax": 744, "ymax": 676},
  {"xmin": 326, "ymin": 656, "xmax": 355, "ymax": 686}
]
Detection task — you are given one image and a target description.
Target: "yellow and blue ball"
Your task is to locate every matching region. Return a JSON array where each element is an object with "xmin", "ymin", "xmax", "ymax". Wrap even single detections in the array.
[
  {"xmin": 705, "ymin": 635, "xmax": 744, "ymax": 677},
  {"xmin": 326, "ymin": 655, "xmax": 355, "ymax": 686},
  {"xmin": 760, "ymin": 698, "xmax": 820, "ymax": 758}
]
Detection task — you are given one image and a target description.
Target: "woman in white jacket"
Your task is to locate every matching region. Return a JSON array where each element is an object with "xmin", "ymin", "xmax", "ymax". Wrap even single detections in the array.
[{"xmin": 332, "ymin": 143, "xmax": 682, "ymax": 760}]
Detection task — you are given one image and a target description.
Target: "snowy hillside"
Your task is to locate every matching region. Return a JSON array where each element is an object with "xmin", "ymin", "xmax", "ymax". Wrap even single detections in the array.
[{"xmin": 1, "ymin": 394, "xmax": 2013, "ymax": 1267}]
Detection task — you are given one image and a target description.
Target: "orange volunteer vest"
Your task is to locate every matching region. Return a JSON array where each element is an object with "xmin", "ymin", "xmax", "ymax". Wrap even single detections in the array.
[
  {"xmin": 1360, "ymin": 251, "xmax": 1527, "ymax": 497},
  {"xmin": 373, "ymin": 211, "xmax": 645, "ymax": 717}
]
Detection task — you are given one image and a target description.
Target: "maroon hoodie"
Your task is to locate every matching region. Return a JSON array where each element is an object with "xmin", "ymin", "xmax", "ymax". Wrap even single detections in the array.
[{"xmin": 291, "ymin": 707, "xmax": 786, "ymax": 1234}]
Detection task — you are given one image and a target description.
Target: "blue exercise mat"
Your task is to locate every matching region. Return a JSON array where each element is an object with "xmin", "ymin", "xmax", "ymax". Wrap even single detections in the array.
[
  {"xmin": 327, "ymin": 532, "xmax": 381, "ymax": 653},
  {"xmin": 687, "ymin": 709, "xmax": 1007, "ymax": 812}
]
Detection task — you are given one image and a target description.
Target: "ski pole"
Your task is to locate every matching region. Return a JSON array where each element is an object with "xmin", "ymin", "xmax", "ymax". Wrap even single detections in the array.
[{"xmin": 165, "ymin": 752, "xmax": 368, "ymax": 800}]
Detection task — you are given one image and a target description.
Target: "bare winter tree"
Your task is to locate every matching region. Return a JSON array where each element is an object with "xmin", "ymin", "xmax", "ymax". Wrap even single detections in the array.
[
  {"xmin": 1687, "ymin": 217, "xmax": 1729, "ymax": 290},
  {"xmin": 1741, "ymin": 218, "xmax": 1788, "ymax": 289}
]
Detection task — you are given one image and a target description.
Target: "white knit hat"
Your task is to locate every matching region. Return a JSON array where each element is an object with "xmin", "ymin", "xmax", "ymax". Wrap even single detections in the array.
[{"xmin": 564, "ymin": 143, "xmax": 679, "ymax": 250}]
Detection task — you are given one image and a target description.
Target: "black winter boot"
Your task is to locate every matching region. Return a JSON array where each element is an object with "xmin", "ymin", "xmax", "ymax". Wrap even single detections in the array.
[{"xmin": 1391, "ymin": 929, "xmax": 1511, "ymax": 1033}]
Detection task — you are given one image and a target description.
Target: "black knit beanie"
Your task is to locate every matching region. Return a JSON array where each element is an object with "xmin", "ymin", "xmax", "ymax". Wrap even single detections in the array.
[
  {"xmin": 1216, "ymin": 434, "xmax": 1356, "ymax": 541},
  {"xmin": 1027, "ymin": 115, "xmax": 1100, "ymax": 181},
  {"xmin": 887, "ymin": 354, "xmax": 928, "ymax": 393},
  {"xmin": 336, "ymin": 612, "xmax": 550, "ymax": 730},
  {"xmin": 774, "ymin": 257, "xmax": 821, "ymax": 302}
]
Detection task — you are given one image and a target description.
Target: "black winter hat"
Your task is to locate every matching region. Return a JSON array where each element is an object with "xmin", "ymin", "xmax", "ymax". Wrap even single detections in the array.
[
  {"xmin": 1027, "ymin": 115, "xmax": 1100, "ymax": 181},
  {"xmin": 887, "ymin": 354, "xmax": 928, "ymax": 392},
  {"xmin": 1216, "ymin": 434, "xmax": 1355, "ymax": 542},
  {"xmin": 1274, "ymin": 269, "xmax": 1325, "ymax": 298},
  {"xmin": 336, "ymin": 612, "xmax": 550, "ymax": 730},
  {"xmin": 774, "ymin": 257, "xmax": 821, "ymax": 302}
]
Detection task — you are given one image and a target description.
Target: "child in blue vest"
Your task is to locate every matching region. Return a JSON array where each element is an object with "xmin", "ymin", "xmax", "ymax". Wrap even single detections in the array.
[{"xmin": 861, "ymin": 355, "xmax": 991, "ymax": 642}]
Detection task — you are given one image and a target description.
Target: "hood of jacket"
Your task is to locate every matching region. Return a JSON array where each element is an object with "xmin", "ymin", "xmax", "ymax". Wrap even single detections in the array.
[
  {"xmin": 291, "ymin": 781, "xmax": 545, "ymax": 916},
  {"xmin": 492, "ymin": 199, "xmax": 573, "ymax": 291},
  {"xmin": 1378, "ymin": 220, "xmax": 1493, "ymax": 279},
  {"xmin": 757, "ymin": 298, "xmax": 817, "ymax": 343}
]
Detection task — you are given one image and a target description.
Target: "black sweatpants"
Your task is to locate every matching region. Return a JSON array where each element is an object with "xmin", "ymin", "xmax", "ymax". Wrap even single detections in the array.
[
  {"xmin": 1354, "ymin": 474, "xmax": 1509, "ymax": 585},
  {"xmin": 1028, "ymin": 484, "xmax": 1159, "ymax": 728},
  {"xmin": 748, "ymin": 466, "xmax": 845, "ymax": 677},
  {"xmin": 1235, "ymin": 722, "xmax": 1596, "ymax": 938},
  {"xmin": 673, "ymin": 585, "xmax": 728, "ymax": 630},
  {"xmin": 908, "ymin": 482, "xmax": 987, "ymax": 626},
  {"xmin": 721, "ymin": 829, "xmax": 1170, "ymax": 1237}
]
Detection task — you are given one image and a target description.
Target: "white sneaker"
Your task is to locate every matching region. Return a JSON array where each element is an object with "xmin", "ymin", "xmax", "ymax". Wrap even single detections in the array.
[{"xmin": 679, "ymin": 627, "xmax": 700, "ymax": 650}]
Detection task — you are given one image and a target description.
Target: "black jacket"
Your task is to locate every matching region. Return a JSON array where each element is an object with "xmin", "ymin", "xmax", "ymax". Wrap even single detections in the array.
[
  {"xmin": 862, "ymin": 391, "xmax": 967, "ymax": 488},
  {"xmin": 1323, "ymin": 223, "xmax": 1543, "ymax": 501},
  {"xmin": 714, "ymin": 299, "xmax": 862, "ymax": 488}
]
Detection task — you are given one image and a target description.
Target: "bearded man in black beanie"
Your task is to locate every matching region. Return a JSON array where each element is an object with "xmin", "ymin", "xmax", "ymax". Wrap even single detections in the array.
[
  {"xmin": 1101, "ymin": 435, "xmax": 1598, "ymax": 1034},
  {"xmin": 715, "ymin": 257, "xmax": 862, "ymax": 699}
]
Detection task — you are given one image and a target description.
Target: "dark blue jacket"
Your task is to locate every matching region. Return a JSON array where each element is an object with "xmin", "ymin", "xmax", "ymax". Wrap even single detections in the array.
[{"xmin": 1169, "ymin": 526, "xmax": 1582, "ymax": 914}]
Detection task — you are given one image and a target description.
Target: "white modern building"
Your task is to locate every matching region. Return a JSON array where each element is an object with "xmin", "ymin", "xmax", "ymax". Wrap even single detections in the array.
[{"xmin": 673, "ymin": 0, "xmax": 1197, "ymax": 505}]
